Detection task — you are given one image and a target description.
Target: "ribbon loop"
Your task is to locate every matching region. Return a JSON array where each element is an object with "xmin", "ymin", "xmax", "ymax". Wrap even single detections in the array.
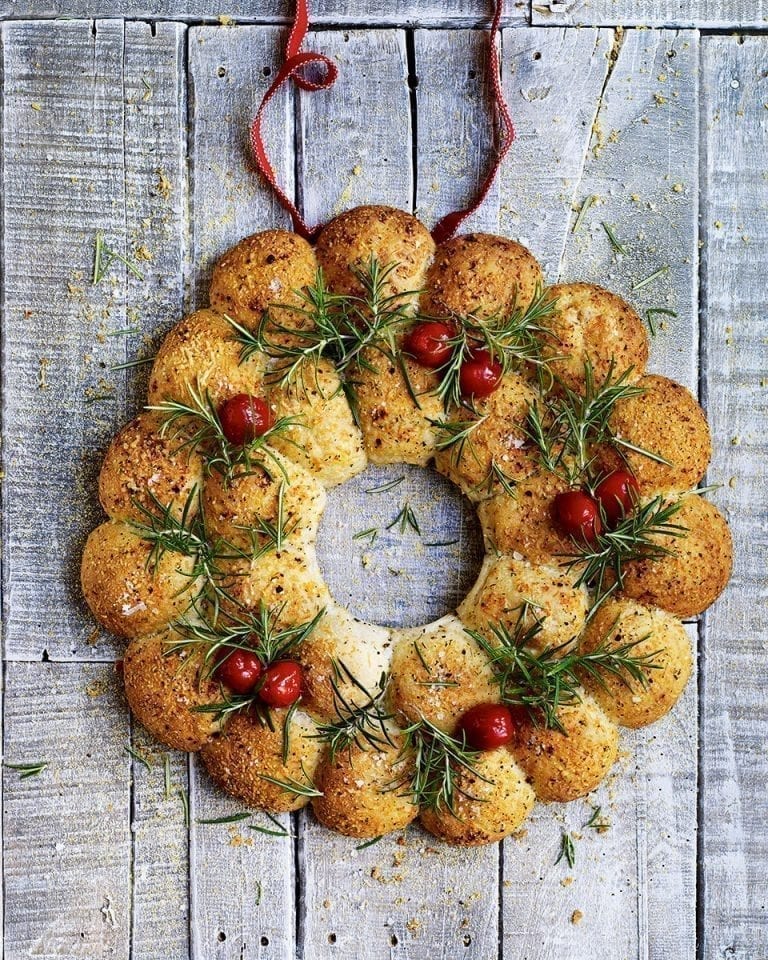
[{"xmin": 249, "ymin": 0, "xmax": 512, "ymax": 245}]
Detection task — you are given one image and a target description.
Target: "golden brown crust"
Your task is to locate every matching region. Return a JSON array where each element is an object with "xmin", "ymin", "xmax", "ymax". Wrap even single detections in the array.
[
  {"xmin": 202, "ymin": 452, "xmax": 326, "ymax": 552},
  {"xmin": 295, "ymin": 605, "xmax": 392, "ymax": 719},
  {"xmin": 433, "ymin": 372, "xmax": 539, "ymax": 500},
  {"xmin": 619, "ymin": 494, "xmax": 733, "ymax": 618},
  {"xmin": 580, "ymin": 599, "xmax": 692, "ymax": 728},
  {"xmin": 542, "ymin": 283, "xmax": 649, "ymax": 393},
  {"xmin": 354, "ymin": 348, "xmax": 444, "ymax": 466},
  {"xmin": 123, "ymin": 632, "xmax": 220, "ymax": 750},
  {"xmin": 422, "ymin": 234, "xmax": 543, "ymax": 319},
  {"xmin": 147, "ymin": 308, "xmax": 263, "ymax": 407},
  {"xmin": 315, "ymin": 205, "xmax": 435, "ymax": 303},
  {"xmin": 98, "ymin": 412, "xmax": 203, "ymax": 523},
  {"xmin": 389, "ymin": 616, "xmax": 498, "ymax": 733},
  {"xmin": 509, "ymin": 696, "xmax": 619, "ymax": 802},
  {"xmin": 312, "ymin": 735, "xmax": 418, "ymax": 838},
  {"xmin": 419, "ymin": 749, "xmax": 535, "ymax": 846},
  {"xmin": 220, "ymin": 543, "xmax": 331, "ymax": 626},
  {"xmin": 458, "ymin": 556, "xmax": 588, "ymax": 654},
  {"xmin": 477, "ymin": 470, "xmax": 574, "ymax": 565},
  {"xmin": 201, "ymin": 708, "xmax": 322, "ymax": 812},
  {"xmin": 209, "ymin": 230, "xmax": 317, "ymax": 337},
  {"xmin": 268, "ymin": 358, "xmax": 367, "ymax": 486},
  {"xmin": 81, "ymin": 521, "xmax": 199, "ymax": 639},
  {"xmin": 595, "ymin": 374, "xmax": 711, "ymax": 495}
]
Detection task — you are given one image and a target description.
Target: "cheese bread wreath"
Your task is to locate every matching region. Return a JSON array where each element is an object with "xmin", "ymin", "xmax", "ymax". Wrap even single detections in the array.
[{"xmin": 81, "ymin": 205, "xmax": 732, "ymax": 846}]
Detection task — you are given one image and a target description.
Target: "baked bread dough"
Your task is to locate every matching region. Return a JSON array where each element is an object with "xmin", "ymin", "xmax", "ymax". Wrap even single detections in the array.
[{"xmin": 81, "ymin": 205, "xmax": 731, "ymax": 845}]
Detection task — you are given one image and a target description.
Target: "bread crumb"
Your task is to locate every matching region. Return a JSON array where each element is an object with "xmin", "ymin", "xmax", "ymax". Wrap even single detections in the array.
[
  {"xmin": 571, "ymin": 909, "xmax": 584, "ymax": 925},
  {"xmin": 38, "ymin": 357, "xmax": 51, "ymax": 390}
]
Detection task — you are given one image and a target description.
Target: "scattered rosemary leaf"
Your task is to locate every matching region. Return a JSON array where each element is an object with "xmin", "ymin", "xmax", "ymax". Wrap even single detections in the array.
[
  {"xmin": 4, "ymin": 761, "xmax": 48, "ymax": 779},
  {"xmin": 423, "ymin": 539, "xmax": 459, "ymax": 547},
  {"xmin": 248, "ymin": 811, "xmax": 293, "ymax": 838},
  {"xmin": 124, "ymin": 745, "xmax": 151, "ymax": 771},
  {"xmin": 601, "ymin": 221, "xmax": 628, "ymax": 255},
  {"xmin": 631, "ymin": 265, "xmax": 669, "ymax": 292},
  {"xmin": 196, "ymin": 812, "xmax": 251, "ymax": 825},
  {"xmin": 92, "ymin": 231, "xmax": 145, "ymax": 284},
  {"xmin": 255, "ymin": 880, "xmax": 262, "ymax": 906},
  {"xmin": 366, "ymin": 475, "xmax": 405, "ymax": 494},
  {"xmin": 555, "ymin": 831, "xmax": 576, "ymax": 868},
  {"xmin": 110, "ymin": 355, "xmax": 155, "ymax": 371},
  {"xmin": 353, "ymin": 527, "xmax": 379, "ymax": 544},
  {"xmin": 573, "ymin": 195, "xmax": 596, "ymax": 233},
  {"xmin": 106, "ymin": 326, "xmax": 141, "ymax": 337},
  {"xmin": 164, "ymin": 753, "xmax": 172, "ymax": 800},
  {"xmin": 258, "ymin": 770, "xmax": 323, "ymax": 799},
  {"xmin": 386, "ymin": 501, "xmax": 420, "ymax": 535},
  {"xmin": 413, "ymin": 641, "xmax": 432, "ymax": 675},
  {"xmin": 585, "ymin": 806, "xmax": 611, "ymax": 832},
  {"xmin": 84, "ymin": 393, "xmax": 115, "ymax": 404},
  {"xmin": 355, "ymin": 835, "xmax": 383, "ymax": 850},
  {"xmin": 644, "ymin": 307, "xmax": 677, "ymax": 337},
  {"xmin": 179, "ymin": 788, "xmax": 190, "ymax": 828}
]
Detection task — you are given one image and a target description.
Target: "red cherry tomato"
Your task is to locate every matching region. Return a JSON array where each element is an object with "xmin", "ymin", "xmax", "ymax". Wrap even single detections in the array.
[
  {"xmin": 594, "ymin": 470, "xmax": 640, "ymax": 526},
  {"xmin": 458, "ymin": 350, "xmax": 503, "ymax": 399},
  {"xmin": 553, "ymin": 490, "xmax": 602, "ymax": 543},
  {"xmin": 259, "ymin": 660, "xmax": 303, "ymax": 707},
  {"xmin": 403, "ymin": 321, "xmax": 455, "ymax": 368},
  {"xmin": 214, "ymin": 647, "xmax": 263, "ymax": 695},
  {"xmin": 457, "ymin": 703, "xmax": 516, "ymax": 751},
  {"xmin": 219, "ymin": 394, "xmax": 273, "ymax": 446}
]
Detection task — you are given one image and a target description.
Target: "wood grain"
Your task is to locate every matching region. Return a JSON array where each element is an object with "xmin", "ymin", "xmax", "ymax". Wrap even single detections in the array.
[
  {"xmin": 531, "ymin": 0, "xmax": 768, "ymax": 28},
  {"xmin": 2, "ymin": 662, "xmax": 131, "ymax": 958},
  {"xmin": 0, "ymin": 1, "xmax": 528, "ymax": 26},
  {"xmin": 1, "ymin": 19, "xmax": 130, "ymax": 662},
  {"xmin": 499, "ymin": 25, "xmax": 611, "ymax": 280},
  {"xmin": 557, "ymin": 28, "xmax": 700, "ymax": 392},
  {"xmin": 699, "ymin": 34, "xmax": 768, "ymax": 960}
]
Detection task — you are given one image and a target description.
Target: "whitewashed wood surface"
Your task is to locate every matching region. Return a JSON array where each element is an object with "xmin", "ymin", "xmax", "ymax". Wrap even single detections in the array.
[{"xmin": 0, "ymin": 9, "xmax": 765, "ymax": 960}]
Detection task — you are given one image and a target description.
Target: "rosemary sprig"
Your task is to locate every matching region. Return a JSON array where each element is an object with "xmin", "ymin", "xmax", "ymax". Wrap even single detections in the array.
[
  {"xmin": 92, "ymin": 231, "xmax": 145, "ymax": 283},
  {"xmin": 238, "ymin": 482, "xmax": 300, "ymax": 560},
  {"xmin": 259, "ymin": 765, "xmax": 323, "ymax": 799},
  {"xmin": 563, "ymin": 494, "xmax": 688, "ymax": 607},
  {"xmin": 149, "ymin": 381, "xmax": 301, "ymax": 482},
  {"xmin": 397, "ymin": 718, "xmax": 490, "ymax": 816},
  {"xmin": 468, "ymin": 606, "xmax": 664, "ymax": 731},
  {"xmin": 4, "ymin": 761, "xmax": 48, "ymax": 779},
  {"xmin": 235, "ymin": 257, "xmax": 418, "ymax": 391},
  {"xmin": 525, "ymin": 360, "xmax": 668, "ymax": 485},
  {"xmin": 555, "ymin": 831, "xmax": 576, "ymax": 868},
  {"xmin": 430, "ymin": 416, "xmax": 487, "ymax": 465},
  {"xmin": 433, "ymin": 285, "xmax": 556, "ymax": 410},
  {"xmin": 386, "ymin": 501, "xmax": 420, "ymax": 536},
  {"xmin": 310, "ymin": 661, "xmax": 395, "ymax": 762}
]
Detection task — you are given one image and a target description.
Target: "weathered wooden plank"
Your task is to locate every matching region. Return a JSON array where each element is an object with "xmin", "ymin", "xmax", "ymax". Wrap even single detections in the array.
[
  {"xmin": 2, "ymin": 662, "xmax": 131, "ymax": 958},
  {"xmin": 557, "ymin": 29, "xmax": 700, "ymax": 392},
  {"xmin": 0, "ymin": 19, "xmax": 133, "ymax": 662},
  {"xmin": 188, "ymin": 24, "xmax": 294, "ymax": 306},
  {"xmin": 532, "ymin": 0, "xmax": 768, "ymax": 28},
  {"xmin": 501, "ymin": 624, "xmax": 698, "ymax": 959},
  {"xmin": 120, "ymin": 22, "xmax": 192, "ymax": 958},
  {"xmin": 0, "ymin": 1, "xmax": 528, "ymax": 26},
  {"xmin": 187, "ymin": 25, "xmax": 297, "ymax": 959},
  {"xmin": 499, "ymin": 29, "xmax": 699, "ymax": 960},
  {"xmin": 123, "ymin": 20, "xmax": 189, "ymax": 412},
  {"xmin": 297, "ymin": 28, "xmax": 412, "ymax": 229},
  {"xmin": 699, "ymin": 35, "xmax": 768, "ymax": 960},
  {"xmin": 413, "ymin": 27, "xmax": 499, "ymax": 233},
  {"xmin": 499, "ymin": 25, "xmax": 611, "ymax": 279}
]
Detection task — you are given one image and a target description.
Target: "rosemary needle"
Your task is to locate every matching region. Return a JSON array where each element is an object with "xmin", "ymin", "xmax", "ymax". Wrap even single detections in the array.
[
  {"xmin": 631, "ymin": 265, "xmax": 669, "ymax": 291},
  {"xmin": 573, "ymin": 195, "xmax": 596, "ymax": 233},
  {"xmin": 555, "ymin": 831, "xmax": 576, "ymax": 868},
  {"xmin": 4, "ymin": 760, "xmax": 48, "ymax": 779},
  {"xmin": 366, "ymin": 476, "xmax": 405, "ymax": 494},
  {"xmin": 196, "ymin": 812, "xmax": 251, "ymax": 825},
  {"xmin": 124, "ymin": 745, "xmax": 151, "ymax": 771},
  {"xmin": 601, "ymin": 221, "xmax": 628, "ymax": 255}
]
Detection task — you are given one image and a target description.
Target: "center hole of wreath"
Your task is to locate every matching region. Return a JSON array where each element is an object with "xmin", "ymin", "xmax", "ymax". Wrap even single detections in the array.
[{"xmin": 315, "ymin": 464, "xmax": 484, "ymax": 628}]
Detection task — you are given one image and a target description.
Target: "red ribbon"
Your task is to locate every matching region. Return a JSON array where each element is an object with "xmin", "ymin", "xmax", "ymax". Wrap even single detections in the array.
[{"xmin": 250, "ymin": 0, "xmax": 513, "ymax": 245}]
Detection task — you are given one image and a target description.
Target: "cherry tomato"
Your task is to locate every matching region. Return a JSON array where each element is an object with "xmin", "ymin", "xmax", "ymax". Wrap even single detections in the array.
[
  {"xmin": 553, "ymin": 490, "xmax": 602, "ymax": 543},
  {"xmin": 259, "ymin": 660, "xmax": 303, "ymax": 707},
  {"xmin": 215, "ymin": 647, "xmax": 263, "ymax": 695},
  {"xmin": 594, "ymin": 470, "xmax": 640, "ymax": 526},
  {"xmin": 219, "ymin": 394, "xmax": 273, "ymax": 446},
  {"xmin": 457, "ymin": 703, "xmax": 516, "ymax": 751},
  {"xmin": 403, "ymin": 321, "xmax": 455, "ymax": 368},
  {"xmin": 458, "ymin": 350, "xmax": 502, "ymax": 399}
]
